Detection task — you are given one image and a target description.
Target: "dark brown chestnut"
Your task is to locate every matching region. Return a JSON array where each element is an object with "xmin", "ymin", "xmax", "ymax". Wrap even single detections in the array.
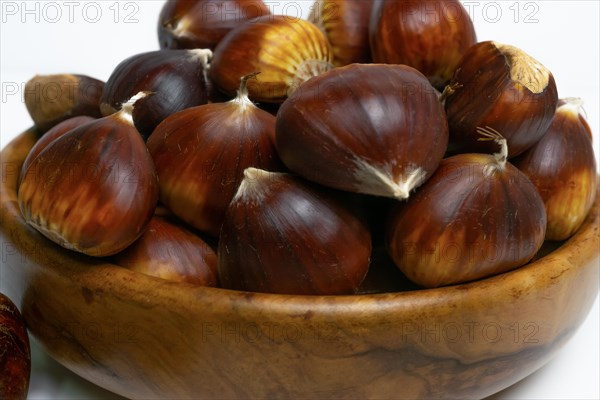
[
  {"xmin": 147, "ymin": 73, "xmax": 283, "ymax": 237},
  {"xmin": 309, "ymin": 0, "xmax": 374, "ymax": 66},
  {"xmin": 513, "ymin": 98, "xmax": 597, "ymax": 241},
  {"xmin": 158, "ymin": 0, "xmax": 270, "ymax": 50},
  {"xmin": 369, "ymin": 0, "xmax": 476, "ymax": 90},
  {"xmin": 18, "ymin": 93, "xmax": 159, "ymax": 257},
  {"xmin": 113, "ymin": 215, "xmax": 218, "ymax": 286},
  {"xmin": 275, "ymin": 63, "xmax": 448, "ymax": 200},
  {"xmin": 443, "ymin": 41, "xmax": 558, "ymax": 158},
  {"xmin": 210, "ymin": 15, "xmax": 333, "ymax": 103},
  {"xmin": 24, "ymin": 74, "xmax": 104, "ymax": 133},
  {"xmin": 386, "ymin": 128, "xmax": 547, "ymax": 288},
  {"xmin": 0, "ymin": 292, "xmax": 31, "ymax": 400},
  {"xmin": 218, "ymin": 168, "xmax": 372, "ymax": 295},
  {"xmin": 100, "ymin": 49, "xmax": 212, "ymax": 139}
]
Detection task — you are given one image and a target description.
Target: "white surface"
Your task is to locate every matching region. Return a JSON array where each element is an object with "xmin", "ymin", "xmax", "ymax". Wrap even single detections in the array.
[{"xmin": 0, "ymin": 0, "xmax": 598, "ymax": 399}]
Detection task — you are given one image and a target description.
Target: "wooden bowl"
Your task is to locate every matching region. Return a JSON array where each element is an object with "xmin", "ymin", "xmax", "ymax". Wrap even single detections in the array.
[{"xmin": 1, "ymin": 128, "xmax": 599, "ymax": 399}]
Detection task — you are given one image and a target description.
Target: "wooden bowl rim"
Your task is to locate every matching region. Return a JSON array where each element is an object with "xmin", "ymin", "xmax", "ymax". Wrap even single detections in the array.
[{"xmin": 2, "ymin": 128, "xmax": 599, "ymax": 317}]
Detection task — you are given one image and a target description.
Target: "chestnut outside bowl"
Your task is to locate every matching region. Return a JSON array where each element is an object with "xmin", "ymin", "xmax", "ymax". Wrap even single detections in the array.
[{"xmin": 1, "ymin": 128, "xmax": 599, "ymax": 400}]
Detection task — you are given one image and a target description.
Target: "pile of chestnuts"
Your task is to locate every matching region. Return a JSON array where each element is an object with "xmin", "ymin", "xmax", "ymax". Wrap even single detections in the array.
[{"xmin": 16, "ymin": 0, "xmax": 597, "ymax": 295}]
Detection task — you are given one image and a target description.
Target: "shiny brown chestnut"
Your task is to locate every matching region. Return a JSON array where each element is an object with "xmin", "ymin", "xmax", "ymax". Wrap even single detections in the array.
[
  {"xmin": 100, "ymin": 49, "xmax": 212, "ymax": 139},
  {"xmin": 147, "ymin": 73, "xmax": 282, "ymax": 237},
  {"xmin": 0, "ymin": 292, "xmax": 31, "ymax": 400},
  {"xmin": 18, "ymin": 93, "xmax": 159, "ymax": 257},
  {"xmin": 514, "ymin": 98, "xmax": 598, "ymax": 241},
  {"xmin": 218, "ymin": 168, "xmax": 372, "ymax": 295},
  {"xmin": 370, "ymin": 0, "xmax": 476, "ymax": 90},
  {"xmin": 309, "ymin": 0, "xmax": 374, "ymax": 66},
  {"xmin": 210, "ymin": 15, "xmax": 333, "ymax": 103},
  {"xmin": 443, "ymin": 41, "xmax": 558, "ymax": 158},
  {"xmin": 19, "ymin": 116, "xmax": 95, "ymax": 186},
  {"xmin": 386, "ymin": 128, "xmax": 547, "ymax": 288},
  {"xmin": 158, "ymin": 0, "xmax": 270, "ymax": 50},
  {"xmin": 24, "ymin": 74, "xmax": 104, "ymax": 133},
  {"xmin": 276, "ymin": 63, "xmax": 448, "ymax": 200},
  {"xmin": 112, "ymin": 215, "xmax": 218, "ymax": 286}
]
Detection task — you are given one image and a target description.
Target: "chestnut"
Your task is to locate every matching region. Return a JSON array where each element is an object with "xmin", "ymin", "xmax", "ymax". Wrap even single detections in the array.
[
  {"xmin": 386, "ymin": 128, "xmax": 547, "ymax": 288},
  {"xmin": 100, "ymin": 49, "xmax": 212, "ymax": 139},
  {"xmin": 24, "ymin": 74, "xmax": 104, "ymax": 133},
  {"xmin": 369, "ymin": 0, "xmax": 477, "ymax": 90},
  {"xmin": 275, "ymin": 63, "xmax": 448, "ymax": 199},
  {"xmin": 210, "ymin": 15, "xmax": 333, "ymax": 103},
  {"xmin": 218, "ymin": 168, "xmax": 372, "ymax": 295},
  {"xmin": 113, "ymin": 215, "xmax": 218, "ymax": 286},
  {"xmin": 0, "ymin": 292, "xmax": 31, "ymax": 400},
  {"xmin": 158, "ymin": 0, "xmax": 270, "ymax": 50},
  {"xmin": 309, "ymin": 0, "xmax": 374, "ymax": 66},
  {"xmin": 443, "ymin": 41, "xmax": 558, "ymax": 158},
  {"xmin": 513, "ymin": 98, "xmax": 598, "ymax": 241},
  {"xmin": 18, "ymin": 93, "xmax": 159, "ymax": 257},
  {"xmin": 147, "ymin": 73, "xmax": 283, "ymax": 237}
]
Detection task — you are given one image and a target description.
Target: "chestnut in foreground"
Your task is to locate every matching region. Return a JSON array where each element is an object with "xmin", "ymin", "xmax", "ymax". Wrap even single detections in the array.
[
  {"xmin": 147, "ymin": 73, "xmax": 282, "ymax": 237},
  {"xmin": 24, "ymin": 74, "xmax": 104, "ymax": 133},
  {"xmin": 309, "ymin": 0, "xmax": 374, "ymax": 66},
  {"xmin": 514, "ymin": 98, "xmax": 598, "ymax": 241},
  {"xmin": 0, "ymin": 293, "xmax": 31, "ymax": 400},
  {"xmin": 210, "ymin": 15, "xmax": 333, "ymax": 103},
  {"xmin": 218, "ymin": 168, "xmax": 371, "ymax": 295},
  {"xmin": 370, "ymin": 0, "xmax": 476, "ymax": 90},
  {"xmin": 386, "ymin": 128, "xmax": 547, "ymax": 288},
  {"xmin": 18, "ymin": 93, "xmax": 159, "ymax": 257},
  {"xmin": 113, "ymin": 215, "xmax": 218, "ymax": 286},
  {"xmin": 100, "ymin": 49, "xmax": 212, "ymax": 139},
  {"xmin": 443, "ymin": 41, "xmax": 558, "ymax": 158},
  {"xmin": 158, "ymin": 0, "xmax": 270, "ymax": 50},
  {"xmin": 276, "ymin": 63, "xmax": 448, "ymax": 200}
]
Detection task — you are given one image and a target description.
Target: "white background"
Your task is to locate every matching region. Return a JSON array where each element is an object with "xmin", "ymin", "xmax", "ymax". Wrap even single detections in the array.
[{"xmin": 1, "ymin": 0, "xmax": 598, "ymax": 399}]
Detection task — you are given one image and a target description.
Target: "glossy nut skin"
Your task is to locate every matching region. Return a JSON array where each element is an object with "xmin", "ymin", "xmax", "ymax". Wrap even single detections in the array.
[
  {"xmin": 218, "ymin": 168, "xmax": 372, "ymax": 295},
  {"xmin": 100, "ymin": 49, "xmax": 211, "ymax": 139},
  {"xmin": 276, "ymin": 63, "xmax": 448, "ymax": 200},
  {"xmin": 309, "ymin": 0, "xmax": 374, "ymax": 66},
  {"xmin": 19, "ymin": 116, "xmax": 95, "ymax": 186},
  {"xmin": 147, "ymin": 83, "xmax": 282, "ymax": 237},
  {"xmin": 444, "ymin": 41, "xmax": 558, "ymax": 158},
  {"xmin": 386, "ymin": 153, "xmax": 547, "ymax": 288},
  {"xmin": 0, "ymin": 292, "xmax": 31, "ymax": 400},
  {"xmin": 514, "ymin": 99, "xmax": 598, "ymax": 241},
  {"xmin": 210, "ymin": 15, "xmax": 333, "ymax": 103},
  {"xmin": 158, "ymin": 0, "xmax": 270, "ymax": 50},
  {"xmin": 18, "ymin": 105, "xmax": 159, "ymax": 257},
  {"xmin": 112, "ymin": 215, "xmax": 218, "ymax": 286},
  {"xmin": 369, "ymin": 0, "xmax": 476, "ymax": 90},
  {"xmin": 24, "ymin": 74, "xmax": 104, "ymax": 133}
]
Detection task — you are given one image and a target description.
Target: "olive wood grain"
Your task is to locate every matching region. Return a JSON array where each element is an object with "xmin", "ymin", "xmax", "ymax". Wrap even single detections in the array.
[{"xmin": 1, "ymin": 128, "xmax": 599, "ymax": 400}]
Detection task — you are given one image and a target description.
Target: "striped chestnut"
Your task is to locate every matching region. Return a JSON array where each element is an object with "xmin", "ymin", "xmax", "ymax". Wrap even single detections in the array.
[
  {"xmin": 386, "ymin": 128, "xmax": 547, "ymax": 288},
  {"xmin": 210, "ymin": 15, "xmax": 333, "ymax": 103},
  {"xmin": 443, "ymin": 41, "xmax": 558, "ymax": 158},
  {"xmin": 218, "ymin": 168, "xmax": 372, "ymax": 295},
  {"xmin": 18, "ymin": 93, "xmax": 159, "ymax": 257},
  {"xmin": 370, "ymin": 0, "xmax": 476, "ymax": 90},
  {"xmin": 275, "ymin": 63, "xmax": 448, "ymax": 200},
  {"xmin": 514, "ymin": 98, "xmax": 598, "ymax": 241},
  {"xmin": 309, "ymin": 0, "xmax": 374, "ymax": 66}
]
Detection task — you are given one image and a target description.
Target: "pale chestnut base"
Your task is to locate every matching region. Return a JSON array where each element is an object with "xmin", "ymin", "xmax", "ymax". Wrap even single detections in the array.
[{"xmin": 1, "ymin": 129, "xmax": 599, "ymax": 400}]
